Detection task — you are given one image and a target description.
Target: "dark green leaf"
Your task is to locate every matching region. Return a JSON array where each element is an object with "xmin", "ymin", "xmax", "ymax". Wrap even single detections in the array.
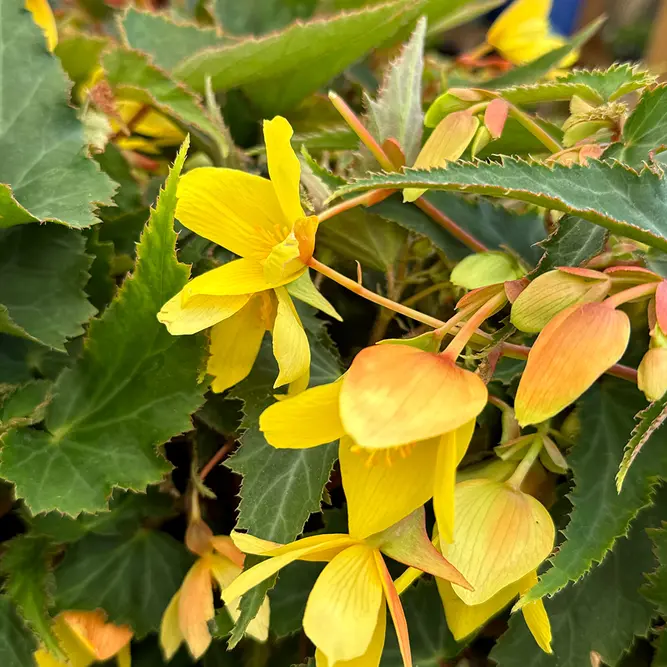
[
  {"xmin": 338, "ymin": 160, "xmax": 667, "ymax": 252},
  {"xmin": 213, "ymin": 0, "xmax": 317, "ymax": 35},
  {"xmin": 642, "ymin": 522, "xmax": 667, "ymax": 616},
  {"xmin": 0, "ymin": 597, "xmax": 37, "ymax": 667},
  {"xmin": 85, "ymin": 228, "xmax": 116, "ymax": 312},
  {"xmin": 54, "ymin": 530, "xmax": 194, "ymax": 637},
  {"xmin": 0, "ymin": 380, "xmax": 52, "ymax": 433},
  {"xmin": 0, "ymin": 142, "xmax": 206, "ymax": 515},
  {"xmin": 0, "ymin": 2, "xmax": 115, "ymax": 228}
]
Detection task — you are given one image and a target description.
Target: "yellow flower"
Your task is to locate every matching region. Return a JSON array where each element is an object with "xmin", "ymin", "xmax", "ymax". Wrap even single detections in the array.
[
  {"xmin": 160, "ymin": 521, "xmax": 269, "ymax": 660},
  {"xmin": 35, "ymin": 611, "xmax": 132, "ymax": 667},
  {"xmin": 486, "ymin": 0, "xmax": 576, "ymax": 66},
  {"xmin": 113, "ymin": 100, "xmax": 186, "ymax": 155},
  {"xmin": 159, "ymin": 116, "xmax": 336, "ymax": 392},
  {"xmin": 260, "ymin": 343, "xmax": 487, "ymax": 542},
  {"xmin": 222, "ymin": 509, "xmax": 470, "ymax": 667},
  {"xmin": 25, "ymin": 0, "xmax": 58, "ymax": 52}
]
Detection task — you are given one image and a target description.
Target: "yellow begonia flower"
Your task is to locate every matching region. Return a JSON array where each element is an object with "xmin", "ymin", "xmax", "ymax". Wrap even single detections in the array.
[
  {"xmin": 34, "ymin": 611, "xmax": 132, "ymax": 667},
  {"xmin": 486, "ymin": 0, "xmax": 577, "ymax": 66},
  {"xmin": 260, "ymin": 343, "xmax": 487, "ymax": 541},
  {"xmin": 25, "ymin": 0, "xmax": 58, "ymax": 52},
  {"xmin": 113, "ymin": 100, "xmax": 186, "ymax": 155},
  {"xmin": 223, "ymin": 509, "xmax": 470, "ymax": 667},
  {"xmin": 159, "ymin": 116, "xmax": 335, "ymax": 391},
  {"xmin": 160, "ymin": 523, "xmax": 269, "ymax": 661}
]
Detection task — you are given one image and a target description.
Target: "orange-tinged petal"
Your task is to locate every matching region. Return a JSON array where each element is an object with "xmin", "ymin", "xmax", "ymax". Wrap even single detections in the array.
[
  {"xmin": 656, "ymin": 281, "xmax": 667, "ymax": 333},
  {"xmin": 446, "ymin": 479, "xmax": 555, "ymax": 605},
  {"xmin": 340, "ymin": 345, "xmax": 487, "ymax": 449},
  {"xmin": 60, "ymin": 611, "xmax": 132, "ymax": 662},
  {"xmin": 264, "ymin": 117, "xmax": 304, "ymax": 224},
  {"xmin": 304, "ymin": 545, "xmax": 384, "ymax": 663},
  {"xmin": 339, "ymin": 435, "xmax": 438, "ymax": 540},
  {"xmin": 519, "ymin": 571, "xmax": 552, "ymax": 653},
  {"xmin": 178, "ymin": 559, "xmax": 214, "ymax": 659},
  {"xmin": 160, "ymin": 591, "xmax": 184, "ymax": 661},
  {"xmin": 176, "ymin": 168, "xmax": 286, "ymax": 259},
  {"xmin": 51, "ymin": 615, "xmax": 96, "ymax": 667},
  {"xmin": 374, "ymin": 552, "xmax": 411, "ymax": 667},
  {"xmin": 26, "ymin": 0, "xmax": 58, "ymax": 51},
  {"xmin": 260, "ymin": 380, "xmax": 346, "ymax": 448},
  {"xmin": 272, "ymin": 287, "xmax": 310, "ymax": 388},
  {"xmin": 210, "ymin": 535, "xmax": 246, "ymax": 568},
  {"xmin": 207, "ymin": 297, "xmax": 267, "ymax": 393},
  {"xmin": 515, "ymin": 302, "xmax": 630, "ymax": 426},
  {"xmin": 433, "ymin": 420, "xmax": 475, "ymax": 546}
]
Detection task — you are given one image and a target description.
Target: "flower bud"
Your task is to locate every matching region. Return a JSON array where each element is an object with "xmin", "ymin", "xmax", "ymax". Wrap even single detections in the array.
[
  {"xmin": 511, "ymin": 268, "xmax": 610, "ymax": 333},
  {"xmin": 638, "ymin": 348, "xmax": 667, "ymax": 402},
  {"xmin": 425, "ymin": 89, "xmax": 485, "ymax": 127},
  {"xmin": 451, "ymin": 251, "xmax": 526, "ymax": 290}
]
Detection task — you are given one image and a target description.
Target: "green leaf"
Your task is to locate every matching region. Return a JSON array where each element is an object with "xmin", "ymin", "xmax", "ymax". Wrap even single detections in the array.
[
  {"xmin": 616, "ymin": 395, "xmax": 667, "ymax": 492},
  {"xmin": 121, "ymin": 8, "xmax": 227, "ymax": 72},
  {"xmin": 0, "ymin": 380, "xmax": 52, "ymax": 432},
  {"xmin": 643, "ymin": 522, "xmax": 667, "ymax": 616},
  {"xmin": 605, "ymin": 85, "xmax": 667, "ymax": 168},
  {"xmin": 476, "ymin": 116, "xmax": 564, "ymax": 158},
  {"xmin": 85, "ymin": 228, "xmax": 116, "ymax": 312},
  {"xmin": 0, "ymin": 141, "xmax": 207, "ymax": 515},
  {"xmin": 54, "ymin": 529, "xmax": 194, "ymax": 638},
  {"xmin": 55, "ymin": 33, "xmax": 107, "ymax": 87},
  {"xmin": 174, "ymin": 0, "xmax": 425, "ymax": 114},
  {"xmin": 0, "ymin": 2, "xmax": 116, "ymax": 229},
  {"xmin": 427, "ymin": 0, "xmax": 504, "ymax": 36},
  {"xmin": 337, "ymin": 160, "xmax": 667, "ymax": 252},
  {"xmin": 213, "ymin": 0, "xmax": 317, "ymax": 35},
  {"xmin": 492, "ymin": 498, "xmax": 663, "ymax": 667},
  {"xmin": 371, "ymin": 192, "xmax": 545, "ymax": 264},
  {"xmin": 517, "ymin": 380, "xmax": 667, "ymax": 606},
  {"xmin": 367, "ymin": 16, "xmax": 426, "ymax": 165},
  {"xmin": 0, "ymin": 226, "xmax": 96, "ymax": 351},
  {"xmin": 0, "ymin": 598, "xmax": 37, "ymax": 667},
  {"xmin": 535, "ymin": 216, "xmax": 607, "ymax": 274}
]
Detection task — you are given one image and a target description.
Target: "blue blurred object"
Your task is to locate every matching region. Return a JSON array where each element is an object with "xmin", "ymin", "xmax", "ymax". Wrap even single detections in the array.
[{"xmin": 488, "ymin": 0, "xmax": 582, "ymax": 37}]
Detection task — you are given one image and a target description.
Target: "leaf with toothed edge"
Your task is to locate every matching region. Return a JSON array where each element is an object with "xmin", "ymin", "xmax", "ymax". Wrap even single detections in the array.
[
  {"xmin": 334, "ymin": 159, "xmax": 667, "ymax": 252},
  {"xmin": 0, "ymin": 598, "xmax": 37, "ymax": 667}
]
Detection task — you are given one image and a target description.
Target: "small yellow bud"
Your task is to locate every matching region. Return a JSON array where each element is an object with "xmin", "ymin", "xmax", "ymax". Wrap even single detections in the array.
[{"xmin": 638, "ymin": 348, "xmax": 667, "ymax": 402}]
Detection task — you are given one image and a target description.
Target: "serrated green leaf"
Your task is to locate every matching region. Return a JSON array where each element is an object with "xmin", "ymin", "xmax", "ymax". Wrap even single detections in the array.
[
  {"xmin": 605, "ymin": 85, "xmax": 667, "ymax": 168},
  {"xmin": 337, "ymin": 160, "xmax": 667, "ymax": 252},
  {"xmin": 518, "ymin": 380, "xmax": 667, "ymax": 606},
  {"xmin": 492, "ymin": 498, "xmax": 663, "ymax": 667},
  {"xmin": 121, "ymin": 8, "xmax": 228, "ymax": 72},
  {"xmin": 213, "ymin": 0, "xmax": 317, "ymax": 35},
  {"xmin": 367, "ymin": 16, "xmax": 426, "ymax": 165},
  {"xmin": 535, "ymin": 216, "xmax": 607, "ymax": 274},
  {"xmin": 85, "ymin": 228, "xmax": 116, "ymax": 312},
  {"xmin": 371, "ymin": 191, "xmax": 545, "ymax": 264},
  {"xmin": 476, "ymin": 116, "xmax": 565, "ymax": 158},
  {"xmin": 427, "ymin": 0, "xmax": 504, "ymax": 36},
  {"xmin": 0, "ymin": 2, "xmax": 116, "ymax": 229},
  {"xmin": 653, "ymin": 632, "xmax": 667, "ymax": 667},
  {"xmin": 0, "ymin": 380, "xmax": 52, "ymax": 432},
  {"xmin": 0, "ymin": 226, "xmax": 96, "ymax": 351},
  {"xmin": 0, "ymin": 141, "xmax": 206, "ymax": 515},
  {"xmin": 1, "ymin": 536, "xmax": 59, "ymax": 657},
  {"xmin": 174, "ymin": 0, "xmax": 425, "ymax": 115},
  {"xmin": 0, "ymin": 597, "xmax": 37, "ymax": 667},
  {"xmin": 54, "ymin": 529, "xmax": 193, "ymax": 638},
  {"xmin": 643, "ymin": 522, "xmax": 667, "ymax": 616}
]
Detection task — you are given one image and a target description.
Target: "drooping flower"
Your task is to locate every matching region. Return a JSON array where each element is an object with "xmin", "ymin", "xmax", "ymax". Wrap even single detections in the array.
[
  {"xmin": 34, "ymin": 611, "xmax": 132, "ymax": 667},
  {"xmin": 260, "ymin": 342, "xmax": 487, "ymax": 542},
  {"xmin": 221, "ymin": 509, "xmax": 470, "ymax": 667},
  {"xmin": 160, "ymin": 520, "xmax": 269, "ymax": 660},
  {"xmin": 25, "ymin": 0, "xmax": 58, "ymax": 52},
  {"xmin": 158, "ymin": 116, "xmax": 338, "ymax": 391}
]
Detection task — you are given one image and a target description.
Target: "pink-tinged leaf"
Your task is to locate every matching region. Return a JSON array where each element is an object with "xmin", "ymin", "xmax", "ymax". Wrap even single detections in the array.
[
  {"xmin": 557, "ymin": 266, "xmax": 607, "ymax": 280},
  {"xmin": 603, "ymin": 266, "xmax": 663, "ymax": 283},
  {"xmin": 655, "ymin": 281, "xmax": 667, "ymax": 333},
  {"xmin": 382, "ymin": 137, "xmax": 406, "ymax": 169},
  {"xmin": 484, "ymin": 99, "xmax": 509, "ymax": 139}
]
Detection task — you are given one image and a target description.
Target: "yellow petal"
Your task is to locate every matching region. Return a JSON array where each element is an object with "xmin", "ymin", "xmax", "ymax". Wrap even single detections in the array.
[
  {"xmin": 515, "ymin": 302, "xmax": 630, "ymax": 426},
  {"xmin": 340, "ymin": 345, "xmax": 487, "ymax": 449},
  {"xmin": 160, "ymin": 591, "xmax": 184, "ymax": 661},
  {"xmin": 262, "ymin": 233, "xmax": 305, "ymax": 285},
  {"xmin": 232, "ymin": 531, "xmax": 355, "ymax": 561},
  {"xmin": 260, "ymin": 380, "xmax": 346, "ymax": 448},
  {"xmin": 519, "ymin": 572, "xmax": 552, "ymax": 653},
  {"xmin": 117, "ymin": 101, "xmax": 184, "ymax": 144},
  {"xmin": 304, "ymin": 545, "xmax": 384, "ymax": 663},
  {"xmin": 34, "ymin": 648, "xmax": 68, "ymax": 667},
  {"xmin": 286, "ymin": 270, "xmax": 342, "ymax": 321},
  {"xmin": 433, "ymin": 420, "xmax": 475, "ymax": 547},
  {"xmin": 176, "ymin": 167, "xmax": 286, "ymax": 259},
  {"xmin": 208, "ymin": 297, "xmax": 267, "ymax": 393},
  {"xmin": 339, "ymin": 435, "xmax": 438, "ymax": 540},
  {"xmin": 272, "ymin": 287, "xmax": 310, "ymax": 388},
  {"xmin": 264, "ymin": 117, "xmax": 304, "ymax": 224},
  {"xmin": 116, "ymin": 644, "xmax": 131, "ymax": 667},
  {"xmin": 158, "ymin": 290, "xmax": 250, "ymax": 335},
  {"xmin": 51, "ymin": 615, "xmax": 96, "ymax": 667},
  {"xmin": 244, "ymin": 595, "xmax": 271, "ymax": 643},
  {"xmin": 446, "ymin": 479, "xmax": 555, "ymax": 605},
  {"xmin": 26, "ymin": 0, "xmax": 58, "ymax": 51},
  {"xmin": 178, "ymin": 559, "xmax": 214, "ymax": 660},
  {"xmin": 60, "ymin": 611, "xmax": 132, "ymax": 662}
]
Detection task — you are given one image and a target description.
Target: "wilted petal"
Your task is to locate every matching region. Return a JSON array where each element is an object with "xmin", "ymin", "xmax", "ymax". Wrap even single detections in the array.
[
  {"xmin": 515, "ymin": 302, "xmax": 630, "ymax": 426},
  {"xmin": 340, "ymin": 345, "xmax": 487, "ymax": 449}
]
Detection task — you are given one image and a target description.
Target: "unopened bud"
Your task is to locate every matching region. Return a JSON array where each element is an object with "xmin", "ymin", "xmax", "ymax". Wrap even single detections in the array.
[
  {"xmin": 638, "ymin": 347, "xmax": 667, "ymax": 402},
  {"xmin": 424, "ymin": 88, "xmax": 485, "ymax": 127},
  {"xmin": 451, "ymin": 251, "xmax": 526, "ymax": 290}
]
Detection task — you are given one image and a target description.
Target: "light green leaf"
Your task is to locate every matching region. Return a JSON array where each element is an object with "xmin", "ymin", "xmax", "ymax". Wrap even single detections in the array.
[
  {"xmin": 517, "ymin": 380, "xmax": 667, "ymax": 606},
  {"xmin": 367, "ymin": 16, "xmax": 426, "ymax": 165},
  {"xmin": 0, "ymin": 226, "xmax": 96, "ymax": 351},
  {"xmin": 54, "ymin": 530, "xmax": 193, "ymax": 637},
  {"xmin": 337, "ymin": 160, "xmax": 667, "ymax": 252},
  {"xmin": 535, "ymin": 216, "xmax": 607, "ymax": 275},
  {"xmin": 55, "ymin": 33, "xmax": 107, "ymax": 87},
  {"xmin": 643, "ymin": 522, "xmax": 667, "ymax": 616},
  {"xmin": 0, "ymin": 598, "xmax": 37, "ymax": 667},
  {"xmin": 0, "ymin": 141, "xmax": 207, "ymax": 515},
  {"xmin": 174, "ymin": 0, "xmax": 425, "ymax": 115},
  {"xmin": 605, "ymin": 85, "xmax": 667, "ymax": 168},
  {"xmin": 286, "ymin": 271, "xmax": 342, "ymax": 321},
  {"xmin": 427, "ymin": 0, "xmax": 504, "ymax": 36},
  {"xmin": 121, "ymin": 8, "xmax": 228, "ymax": 72},
  {"xmin": 213, "ymin": 0, "xmax": 317, "ymax": 35},
  {"xmin": 0, "ymin": 2, "xmax": 116, "ymax": 229},
  {"xmin": 493, "ymin": 498, "xmax": 663, "ymax": 667}
]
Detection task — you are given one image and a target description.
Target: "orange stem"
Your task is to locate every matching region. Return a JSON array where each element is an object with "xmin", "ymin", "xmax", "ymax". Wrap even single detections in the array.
[
  {"xmin": 200, "ymin": 439, "xmax": 235, "ymax": 481},
  {"xmin": 317, "ymin": 189, "xmax": 393, "ymax": 223}
]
